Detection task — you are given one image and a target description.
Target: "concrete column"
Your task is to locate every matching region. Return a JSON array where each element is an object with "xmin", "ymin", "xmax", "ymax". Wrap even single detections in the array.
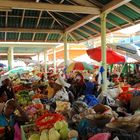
[
  {"xmin": 101, "ymin": 12, "xmax": 107, "ymax": 91},
  {"xmin": 63, "ymin": 32, "xmax": 68, "ymax": 68},
  {"xmin": 37, "ymin": 53, "xmax": 40, "ymax": 63},
  {"xmin": 44, "ymin": 50, "xmax": 47, "ymax": 73},
  {"xmin": 8, "ymin": 47, "xmax": 14, "ymax": 70},
  {"xmin": 53, "ymin": 47, "xmax": 56, "ymax": 73}
]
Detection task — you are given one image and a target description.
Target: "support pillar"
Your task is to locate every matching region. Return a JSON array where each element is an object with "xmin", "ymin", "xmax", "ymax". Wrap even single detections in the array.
[
  {"xmin": 44, "ymin": 50, "xmax": 47, "ymax": 73},
  {"xmin": 37, "ymin": 53, "xmax": 40, "ymax": 63},
  {"xmin": 63, "ymin": 33, "xmax": 68, "ymax": 68},
  {"xmin": 8, "ymin": 47, "xmax": 14, "ymax": 70},
  {"xmin": 101, "ymin": 12, "xmax": 107, "ymax": 91},
  {"xmin": 53, "ymin": 47, "xmax": 56, "ymax": 74}
]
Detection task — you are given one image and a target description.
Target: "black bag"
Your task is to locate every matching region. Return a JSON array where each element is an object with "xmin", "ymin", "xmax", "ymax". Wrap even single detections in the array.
[{"xmin": 111, "ymin": 128, "xmax": 140, "ymax": 140}]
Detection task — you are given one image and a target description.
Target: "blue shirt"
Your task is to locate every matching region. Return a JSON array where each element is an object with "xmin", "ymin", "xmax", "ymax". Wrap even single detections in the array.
[
  {"xmin": 0, "ymin": 113, "xmax": 15, "ymax": 127},
  {"xmin": 83, "ymin": 81, "xmax": 95, "ymax": 95}
]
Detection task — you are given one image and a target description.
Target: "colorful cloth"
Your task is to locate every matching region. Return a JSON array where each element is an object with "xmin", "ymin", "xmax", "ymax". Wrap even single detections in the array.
[
  {"xmin": 83, "ymin": 81, "xmax": 95, "ymax": 95},
  {"xmin": 0, "ymin": 113, "xmax": 15, "ymax": 127},
  {"xmin": 83, "ymin": 95, "xmax": 99, "ymax": 107}
]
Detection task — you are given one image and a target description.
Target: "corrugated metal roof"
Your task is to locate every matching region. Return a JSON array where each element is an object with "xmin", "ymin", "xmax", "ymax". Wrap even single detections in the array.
[
  {"xmin": 20, "ymin": 33, "xmax": 33, "ymax": 40},
  {"xmin": 7, "ymin": 32, "xmax": 18, "ymax": 40},
  {"xmin": 34, "ymin": 33, "xmax": 47, "ymax": 40},
  {"xmin": 0, "ymin": 0, "xmax": 139, "ymax": 44},
  {"xmin": 116, "ymin": 5, "xmax": 140, "ymax": 20}
]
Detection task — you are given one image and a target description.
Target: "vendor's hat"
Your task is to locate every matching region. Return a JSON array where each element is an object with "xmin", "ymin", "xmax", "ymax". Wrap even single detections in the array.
[
  {"xmin": 55, "ymin": 75, "xmax": 71, "ymax": 88},
  {"xmin": 84, "ymin": 76, "xmax": 90, "ymax": 80}
]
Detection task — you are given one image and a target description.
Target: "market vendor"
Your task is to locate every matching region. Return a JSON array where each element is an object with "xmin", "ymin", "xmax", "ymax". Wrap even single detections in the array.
[
  {"xmin": 0, "ymin": 87, "xmax": 8, "ymax": 113},
  {"xmin": 69, "ymin": 72, "xmax": 86, "ymax": 100},
  {"xmin": 0, "ymin": 75, "xmax": 15, "ymax": 100},
  {"xmin": 0, "ymin": 99, "xmax": 29, "ymax": 139}
]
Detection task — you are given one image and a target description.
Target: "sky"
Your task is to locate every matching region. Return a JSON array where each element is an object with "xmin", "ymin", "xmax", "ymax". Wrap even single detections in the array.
[{"xmin": 119, "ymin": 23, "xmax": 140, "ymax": 34}]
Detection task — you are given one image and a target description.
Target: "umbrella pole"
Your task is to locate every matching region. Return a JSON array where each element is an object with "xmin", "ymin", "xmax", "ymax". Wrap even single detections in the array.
[{"xmin": 101, "ymin": 12, "xmax": 107, "ymax": 91}]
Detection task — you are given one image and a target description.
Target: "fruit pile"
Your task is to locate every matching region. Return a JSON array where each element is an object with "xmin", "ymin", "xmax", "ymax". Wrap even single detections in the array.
[
  {"xmin": 28, "ymin": 121, "xmax": 69, "ymax": 140},
  {"xmin": 25, "ymin": 103, "xmax": 46, "ymax": 123},
  {"xmin": 16, "ymin": 90, "xmax": 32, "ymax": 106}
]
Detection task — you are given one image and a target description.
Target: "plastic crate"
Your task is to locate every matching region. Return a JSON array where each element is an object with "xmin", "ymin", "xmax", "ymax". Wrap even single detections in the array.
[{"xmin": 21, "ymin": 124, "xmax": 39, "ymax": 140}]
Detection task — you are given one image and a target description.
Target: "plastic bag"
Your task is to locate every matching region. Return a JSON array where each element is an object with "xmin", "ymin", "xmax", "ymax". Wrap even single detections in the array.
[
  {"xmin": 83, "ymin": 95, "xmax": 99, "ymax": 107},
  {"xmin": 88, "ymin": 133, "xmax": 111, "ymax": 140}
]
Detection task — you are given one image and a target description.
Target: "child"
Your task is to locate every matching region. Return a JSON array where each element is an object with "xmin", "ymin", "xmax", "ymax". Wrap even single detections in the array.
[{"xmin": 0, "ymin": 99, "xmax": 29, "ymax": 140}]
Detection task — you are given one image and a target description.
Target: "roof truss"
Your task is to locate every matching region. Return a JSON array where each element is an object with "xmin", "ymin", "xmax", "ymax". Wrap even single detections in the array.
[
  {"xmin": 0, "ymin": 28, "xmax": 62, "ymax": 34},
  {"xmin": 65, "ymin": 0, "xmax": 131, "ymax": 33},
  {"xmin": 0, "ymin": 0, "xmax": 100, "ymax": 14}
]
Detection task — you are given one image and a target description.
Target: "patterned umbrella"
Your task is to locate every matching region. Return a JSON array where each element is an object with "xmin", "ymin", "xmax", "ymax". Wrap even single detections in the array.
[
  {"xmin": 66, "ymin": 62, "xmax": 93, "ymax": 72},
  {"xmin": 7, "ymin": 67, "xmax": 33, "ymax": 75}
]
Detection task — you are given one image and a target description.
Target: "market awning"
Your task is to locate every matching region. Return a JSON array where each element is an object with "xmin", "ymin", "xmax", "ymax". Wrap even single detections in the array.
[{"xmin": 108, "ymin": 43, "xmax": 140, "ymax": 61}]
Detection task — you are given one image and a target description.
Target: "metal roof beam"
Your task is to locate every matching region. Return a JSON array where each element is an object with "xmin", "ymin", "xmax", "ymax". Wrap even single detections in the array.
[
  {"xmin": 112, "ymin": 11, "xmax": 134, "ymax": 25},
  {"xmin": 0, "ymin": 28, "xmax": 62, "ymax": 33},
  {"xmin": 0, "ymin": 15, "xmax": 52, "ymax": 19},
  {"xmin": 86, "ymin": 1, "xmax": 134, "ymax": 27},
  {"xmin": 65, "ymin": 0, "xmax": 130, "ymax": 33},
  {"xmin": 5, "ymin": 11, "xmax": 8, "ymax": 41},
  {"xmin": 65, "ymin": 15, "xmax": 99, "ymax": 33},
  {"xmin": 83, "ymin": 25, "xmax": 100, "ymax": 34},
  {"xmin": 106, "ymin": 19, "xmax": 121, "ymax": 29},
  {"xmin": 71, "ymin": 0, "xmax": 98, "ymax": 7},
  {"xmin": 68, "ymin": 33, "xmax": 77, "ymax": 42},
  {"xmin": 47, "ymin": 11, "xmax": 63, "ymax": 27},
  {"xmin": 20, "ymin": 10, "xmax": 25, "ymax": 27},
  {"xmin": 72, "ymin": 32, "xmax": 87, "ymax": 41},
  {"xmin": 45, "ymin": 34, "xmax": 49, "ymax": 42},
  {"xmin": 0, "ymin": 53, "xmax": 36, "ymax": 55},
  {"xmin": 32, "ymin": 33, "xmax": 36, "ymax": 41},
  {"xmin": 90, "ymin": 21, "xmax": 112, "ymax": 32},
  {"xmin": 56, "ymin": 12, "xmax": 99, "ymax": 35},
  {"xmin": 5, "ymin": 11, "xmax": 8, "ymax": 27},
  {"xmin": 18, "ymin": 33, "xmax": 21, "ymax": 41},
  {"xmin": 4, "ymin": 32, "xmax": 7, "ymax": 41},
  {"xmin": 35, "ymin": 10, "xmax": 42, "ymax": 28},
  {"xmin": 102, "ymin": 0, "xmax": 131, "ymax": 13},
  {"xmin": 45, "ymin": 19, "xmax": 55, "ymax": 42},
  {"xmin": 1, "ymin": 0, "xmax": 100, "ymax": 14},
  {"xmin": 58, "ymin": 35, "xmax": 63, "ymax": 42},
  {"xmin": 0, "ymin": 43, "xmax": 55, "ymax": 48},
  {"xmin": 125, "ymin": 3, "xmax": 140, "ymax": 14}
]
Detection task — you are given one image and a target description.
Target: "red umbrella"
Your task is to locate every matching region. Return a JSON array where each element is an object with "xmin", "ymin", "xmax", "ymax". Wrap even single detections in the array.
[{"xmin": 87, "ymin": 47, "xmax": 125, "ymax": 64}]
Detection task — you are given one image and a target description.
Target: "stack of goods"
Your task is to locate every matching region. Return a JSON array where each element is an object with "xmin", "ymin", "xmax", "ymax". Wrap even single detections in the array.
[{"xmin": 24, "ymin": 113, "xmax": 78, "ymax": 140}]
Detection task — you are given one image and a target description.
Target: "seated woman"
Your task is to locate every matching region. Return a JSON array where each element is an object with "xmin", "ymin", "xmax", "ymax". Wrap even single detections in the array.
[
  {"xmin": 0, "ymin": 87, "xmax": 8, "ymax": 113},
  {"xmin": 0, "ymin": 99, "xmax": 29, "ymax": 140}
]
